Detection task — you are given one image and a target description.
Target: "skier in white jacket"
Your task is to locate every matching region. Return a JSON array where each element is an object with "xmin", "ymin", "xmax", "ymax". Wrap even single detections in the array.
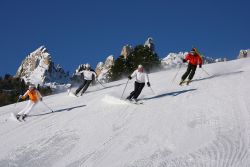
[
  {"xmin": 74, "ymin": 64, "xmax": 96, "ymax": 96},
  {"xmin": 126, "ymin": 65, "xmax": 151, "ymax": 101}
]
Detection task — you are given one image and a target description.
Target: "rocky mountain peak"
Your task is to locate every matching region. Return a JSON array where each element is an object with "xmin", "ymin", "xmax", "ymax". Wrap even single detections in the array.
[
  {"xmin": 238, "ymin": 49, "xmax": 250, "ymax": 59},
  {"xmin": 16, "ymin": 46, "xmax": 69, "ymax": 86},
  {"xmin": 120, "ymin": 45, "xmax": 133, "ymax": 59}
]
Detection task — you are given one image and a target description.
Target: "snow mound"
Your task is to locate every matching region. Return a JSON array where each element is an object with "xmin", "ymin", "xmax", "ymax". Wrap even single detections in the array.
[{"xmin": 102, "ymin": 94, "xmax": 128, "ymax": 105}]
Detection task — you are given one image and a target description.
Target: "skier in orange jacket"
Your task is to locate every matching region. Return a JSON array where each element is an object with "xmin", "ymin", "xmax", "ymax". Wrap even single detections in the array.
[{"xmin": 16, "ymin": 85, "xmax": 42, "ymax": 120}]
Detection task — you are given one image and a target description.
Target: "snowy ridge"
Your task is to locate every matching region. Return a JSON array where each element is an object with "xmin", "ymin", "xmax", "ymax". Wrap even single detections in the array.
[
  {"xmin": 1, "ymin": 58, "xmax": 250, "ymax": 166},
  {"xmin": 161, "ymin": 52, "xmax": 187, "ymax": 69},
  {"xmin": 161, "ymin": 52, "xmax": 221, "ymax": 69}
]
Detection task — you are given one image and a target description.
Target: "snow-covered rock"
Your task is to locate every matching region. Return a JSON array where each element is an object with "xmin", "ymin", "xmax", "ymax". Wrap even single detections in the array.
[
  {"xmin": 144, "ymin": 37, "xmax": 155, "ymax": 52},
  {"xmin": 238, "ymin": 49, "xmax": 250, "ymax": 59},
  {"xmin": 96, "ymin": 55, "xmax": 114, "ymax": 83},
  {"xmin": 120, "ymin": 44, "xmax": 133, "ymax": 59},
  {"xmin": 16, "ymin": 46, "xmax": 70, "ymax": 86},
  {"xmin": 161, "ymin": 52, "xmax": 187, "ymax": 69}
]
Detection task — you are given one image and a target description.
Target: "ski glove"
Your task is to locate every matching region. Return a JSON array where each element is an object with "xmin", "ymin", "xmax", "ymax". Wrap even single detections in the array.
[
  {"xmin": 18, "ymin": 95, "xmax": 23, "ymax": 99},
  {"xmin": 199, "ymin": 64, "xmax": 202, "ymax": 68},
  {"xmin": 147, "ymin": 82, "xmax": 151, "ymax": 87},
  {"xmin": 182, "ymin": 58, "xmax": 187, "ymax": 63},
  {"xmin": 128, "ymin": 76, "xmax": 132, "ymax": 80}
]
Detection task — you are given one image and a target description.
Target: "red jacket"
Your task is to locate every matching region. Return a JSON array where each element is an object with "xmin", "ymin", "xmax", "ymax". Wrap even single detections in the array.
[{"xmin": 184, "ymin": 53, "xmax": 203, "ymax": 66}]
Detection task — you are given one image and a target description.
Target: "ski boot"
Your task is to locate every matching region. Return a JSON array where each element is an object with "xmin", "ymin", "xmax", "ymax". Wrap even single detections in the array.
[
  {"xmin": 22, "ymin": 114, "xmax": 27, "ymax": 120},
  {"xmin": 126, "ymin": 96, "xmax": 132, "ymax": 101},
  {"xmin": 132, "ymin": 98, "xmax": 138, "ymax": 103},
  {"xmin": 186, "ymin": 79, "xmax": 192, "ymax": 85},
  {"xmin": 16, "ymin": 114, "xmax": 21, "ymax": 120},
  {"xmin": 179, "ymin": 79, "xmax": 185, "ymax": 85}
]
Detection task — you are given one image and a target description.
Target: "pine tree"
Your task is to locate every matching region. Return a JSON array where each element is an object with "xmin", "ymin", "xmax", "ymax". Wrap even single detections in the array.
[
  {"xmin": 110, "ymin": 45, "xmax": 161, "ymax": 81},
  {"xmin": 126, "ymin": 45, "xmax": 160, "ymax": 73},
  {"xmin": 110, "ymin": 55, "xmax": 127, "ymax": 81}
]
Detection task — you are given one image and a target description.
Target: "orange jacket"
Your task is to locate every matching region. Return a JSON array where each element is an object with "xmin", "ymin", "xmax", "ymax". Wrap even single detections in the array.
[{"xmin": 22, "ymin": 89, "xmax": 42, "ymax": 103}]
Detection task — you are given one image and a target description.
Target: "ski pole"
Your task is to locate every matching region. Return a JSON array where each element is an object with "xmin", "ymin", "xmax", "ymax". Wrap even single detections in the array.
[
  {"xmin": 201, "ymin": 67, "xmax": 210, "ymax": 76},
  {"xmin": 149, "ymin": 86, "xmax": 156, "ymax": 95},
  {"xmin": 172, "ymin": 63, "xmax": 182, "ymax": 83},
  {"xmin": 41, "ymin": 101, "xmax": 54, "ymax": 112},
  {"xmin": 14, "ymin": 97, "xmax": 21, "ymax": 107},
  {"xmin": 120, "ymin": 79, "xmax": 129, "ymax": 99},
  {"xmin": 97, "ymin": 79, "xmax": 106, "ymax": 88}
]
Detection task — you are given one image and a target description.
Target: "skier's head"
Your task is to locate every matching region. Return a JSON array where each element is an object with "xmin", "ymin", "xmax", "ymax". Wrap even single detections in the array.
[
  {"xmin": 85, "ymin": 64, "xmax": 91, "ymax": 70},
  {"xmin": 138, "ymin": 64, "xmax": 144, "ymax": 72},
  {"xmin": 29, "ymin": 84, "xmax": 36, "ymax": 90},
  {"xmin": 190, "ymin": 48, "xmax": 197, "ymax": 55}
]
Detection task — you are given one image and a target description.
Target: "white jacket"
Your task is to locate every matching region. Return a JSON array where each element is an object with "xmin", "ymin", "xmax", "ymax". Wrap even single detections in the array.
[
  {"xmin": 79, "ymin": 70, "xmax": 96, "ymax": 81},
  {"xmin": 131, "ymin": 70, "xmax": 149, "ymax": 83}
]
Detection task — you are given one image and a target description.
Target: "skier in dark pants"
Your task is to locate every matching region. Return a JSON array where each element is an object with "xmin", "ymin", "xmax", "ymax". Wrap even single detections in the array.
[
  {"xmin": 180, "ymin": 48, "xmax": 203, "ymax": 85},
  {"xmin": 127, "ymin": 65, "xmax": 151, "ymax": 102},
  {"xmin": 75, "ymin": 64, "xmax": 96, "ymax": 96}
]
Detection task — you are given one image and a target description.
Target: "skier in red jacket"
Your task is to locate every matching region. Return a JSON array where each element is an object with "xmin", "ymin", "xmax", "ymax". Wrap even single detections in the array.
[{"xmin": 180, "ymin": 48, "xmax": 203, "ymax": 85}]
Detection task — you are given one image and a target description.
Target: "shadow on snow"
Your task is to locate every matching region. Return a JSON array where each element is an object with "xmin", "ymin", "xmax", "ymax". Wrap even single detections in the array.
[
  {"xmin": 82, "ymin": 82, "xmax": 126, "ymax": 95},
  {"xmin": 29, "ymin": 104, "xmax": 86, "ymax": 117},
  {"xmin": 144, "ymin": 89, "xmax": 197, "ymax": 100},
  {"xmin": 193, "ymin": 70, "xmax": 244, "ymax": 82}
]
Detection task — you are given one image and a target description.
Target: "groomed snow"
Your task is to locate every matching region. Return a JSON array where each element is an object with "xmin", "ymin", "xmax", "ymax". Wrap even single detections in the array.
[{"xmin": 0, "ymin": 58, "xmax": 250, "ymax": 167}]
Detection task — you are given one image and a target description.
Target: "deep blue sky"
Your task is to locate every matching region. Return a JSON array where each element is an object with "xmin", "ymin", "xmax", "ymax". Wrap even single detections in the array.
[{"xmin": 0, "ymin": 0, "xmax": 249, "ymax": 76}]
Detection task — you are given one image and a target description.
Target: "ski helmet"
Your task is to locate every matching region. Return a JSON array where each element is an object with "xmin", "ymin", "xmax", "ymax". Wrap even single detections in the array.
[
  {"xmin": 86, "ymin": 63, "xmax": 91, "ymax": 70},
  {"xmin": 138, "ymin": 64, "xmax": 143, "ymax": 68},
  {"xmin": 29, "ymin": 84, "xmax": 35, "ymax": 89},
  {"xmin": 138, "ymin": 64, "xmax": 144, "ymax": 72}
]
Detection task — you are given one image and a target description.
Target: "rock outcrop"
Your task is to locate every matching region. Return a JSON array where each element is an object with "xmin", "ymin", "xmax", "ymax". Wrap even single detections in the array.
[{"xmin": 16, "ymin": 46, "xmax": 70, "ymax": 86}]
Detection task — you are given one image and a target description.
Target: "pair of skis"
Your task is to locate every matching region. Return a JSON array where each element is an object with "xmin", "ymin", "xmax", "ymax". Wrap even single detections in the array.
[
  {"xmin": 126, "ymin": 99, "xmax": 144, "ymax": 105},
  {"xmin": 11, "ymin": 113, "xmax": 27, "ymax": 122}
]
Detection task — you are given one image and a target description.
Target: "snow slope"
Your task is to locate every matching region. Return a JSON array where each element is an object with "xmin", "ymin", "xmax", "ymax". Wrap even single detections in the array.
[{"xmin": 0, "ymin": 58, "xmax": 250, "ymax": 167}]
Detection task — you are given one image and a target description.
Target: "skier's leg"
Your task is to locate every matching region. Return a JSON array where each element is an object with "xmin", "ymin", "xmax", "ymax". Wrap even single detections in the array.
[
  {"xmin": 181, "ymin": 64, "xmax": 192, "ymax": 81},
  {"xmin": 80, "ymin": 80, "xmax": 92, "ymax": 95},
  {"xmin": 133, "ymin": 83, "xmax": 145, "ymax": 99},
  {"xmin": 23, "ymin": 101, "xmax": 36, "ymax": 115},
  {"xmin": 18, "ymin": 101, "xmax": 32, "ymax": 115},
  {"xmin": 18, "ymin": 101, "xmax": 36, "ymax": 115},
  {"xmin": 188, "ymin": 65, "xmax": 197, "ymax": 80},
  {"xmin": 127, "ymin": 82, "xmax": 139, "ymax": 99},
  {"xmin": 75, "ymin": 80, "xmax": 86, "ymax": 95},
  {"xmin": 126, "ymin": 91, "xmax": 135, "ymax": 100}
]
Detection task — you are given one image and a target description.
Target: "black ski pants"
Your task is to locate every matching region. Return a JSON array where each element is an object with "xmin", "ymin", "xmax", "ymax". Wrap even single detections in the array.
[
  {"xmin": 75, "ymin": 80, "xmax": 92, "ymax": 95},
  {"xmin": 181, "ymin": 64, "xmax": 197, "ymax": 81},
  {"xmin": 127, "ymin": 81, "xmax": 145, "ymax": 100}
]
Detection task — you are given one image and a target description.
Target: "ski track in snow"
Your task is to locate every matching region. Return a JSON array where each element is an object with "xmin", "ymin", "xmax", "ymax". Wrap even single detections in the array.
[{"xmin": 0, "ymin": 59, "xmax": 250, "ymax": 167}]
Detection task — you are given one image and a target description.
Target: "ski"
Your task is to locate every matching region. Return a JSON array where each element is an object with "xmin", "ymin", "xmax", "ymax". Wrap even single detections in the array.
[
  {"xmin": 68, "ymin": 91, "xmax": 78, "ymax": 97},
  {"xmin": 179, "ymin": 80, "xmax": 192, "ymax": 86},
  {"xmin": 21, "ymin": 115, "xmax": 27, "ymax": 121},
  {"xmin": 12, "ymin": 113, "xmax": 22, "ymax": 122},
  {"xmin": 125, "ymin": 99, "xmax": 144, "ymax": 105}
]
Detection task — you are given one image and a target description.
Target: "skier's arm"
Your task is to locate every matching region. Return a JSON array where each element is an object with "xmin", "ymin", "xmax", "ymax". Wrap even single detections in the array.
[
  {"xmin": 145, "ymin": 74, "xmax": 151, "ymax": 87},
  {"xmin": 36, "ymin": 90, "xmax": 43, "ymax": 101},
  {"xmin": 184, "ymin": 54, "xmax": 190, "ymax": 63},
  {"xmin": 21, "ymin": 90, "xmax": 29, "ymax": 100},
  {"xmin": 92, "ymin": 71, "xmax": 97, "ymax": 79},
  {"xmin": 198, "ymin": 56, "xmax": 203, "ymax": 68},
  {"xmin": 130, "ymin": 70, "xmax": 137, "ymax": 79}
]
